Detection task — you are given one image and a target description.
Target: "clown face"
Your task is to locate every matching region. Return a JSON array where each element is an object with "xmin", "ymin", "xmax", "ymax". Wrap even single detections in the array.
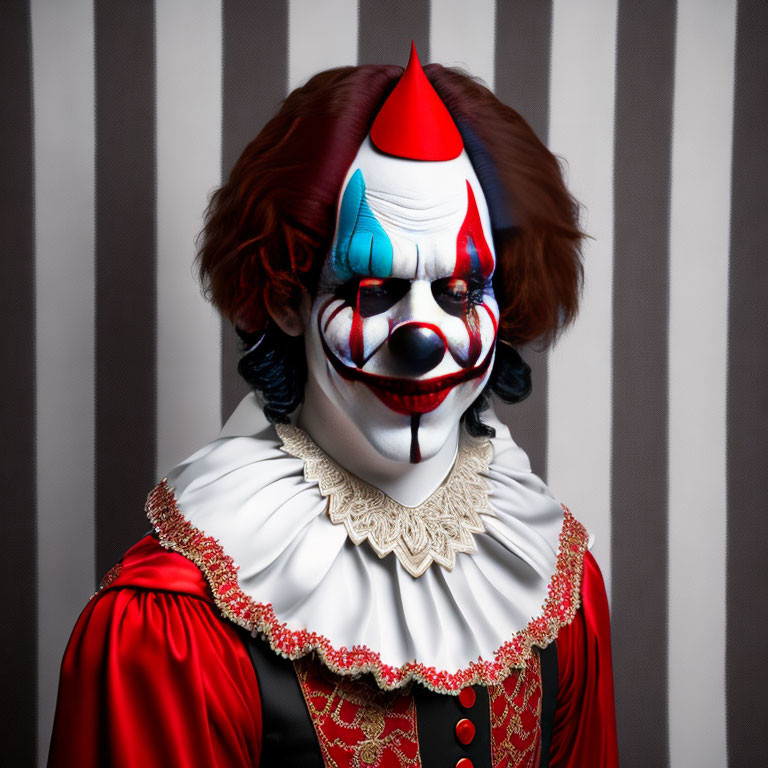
[{"xmin": 305, "ymin": 137, "xmax": 499, "ymax": 464}]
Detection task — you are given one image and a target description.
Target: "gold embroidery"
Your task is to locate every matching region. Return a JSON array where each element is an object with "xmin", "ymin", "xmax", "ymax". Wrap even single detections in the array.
[
  {"xmin": 276, "ymin": 424, "xmax": 493, "ymax": 577},
  {"xmin": 361, "ymin": 710, "xmax": 385, "ymax": 739},
  {"xmin": 489, "ymin": 652, "xmax": 542, "ymax": 767},
  {"xmin": 294, "ymin": 656, "xmax": 421, "ymax": 767}
]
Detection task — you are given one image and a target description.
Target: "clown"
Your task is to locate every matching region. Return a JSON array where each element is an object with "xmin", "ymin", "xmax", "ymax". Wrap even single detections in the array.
[{"xmin": 49, "ymin": 47, "xmax": 618, "ymax": 767}]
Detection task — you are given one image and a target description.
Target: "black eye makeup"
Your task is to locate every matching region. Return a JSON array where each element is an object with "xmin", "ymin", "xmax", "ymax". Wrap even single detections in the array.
[
  {"xmin": 430, "ymin": 277, "xmax": 487, "ymax": 316},
  {"xmin": 332, "ymin": 275, "xmax": 490, "ymax": 319},
  {"xmin": 335, "ymin": 277, "xmax": 411, "ymax": 317}
]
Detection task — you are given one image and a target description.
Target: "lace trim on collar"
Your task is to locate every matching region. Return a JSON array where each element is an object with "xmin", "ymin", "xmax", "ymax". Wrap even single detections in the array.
[{"xmin": 276, "ymin": 424, "xmax": 493, "ymax": 578}]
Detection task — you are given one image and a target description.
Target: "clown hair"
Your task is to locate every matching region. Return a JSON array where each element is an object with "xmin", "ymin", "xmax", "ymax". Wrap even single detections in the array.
[
  {"xmin": 198, "ymin": 64, "xmax": 583, "ymax": 430},
  {"xmin": 236, "ymin": 325, "xmax": 305, "ymax": 424}
]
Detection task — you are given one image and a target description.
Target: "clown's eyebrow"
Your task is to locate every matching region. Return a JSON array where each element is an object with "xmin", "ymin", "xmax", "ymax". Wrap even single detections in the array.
[{"xmin": 330, "ymin": 169, "xmax": 394, "ymax": 280}]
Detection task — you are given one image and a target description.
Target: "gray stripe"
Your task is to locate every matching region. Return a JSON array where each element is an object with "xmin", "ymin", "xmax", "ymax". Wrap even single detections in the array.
[
  {"xmin": 31, "ymin": 0, "xmax": 96, "ymax": 762},
  {"xmin": 667, "ymin": 2, "xmax": 734, "ymax": 765},
  {"xmin": 493, "ymin": 0, "xmax": 551, "ymax": 143},
  {"xmin": 220, "ymin": 0, "xmax": 288, "ymax": 423},
  {"xmin": 95, "ymin": 1, "xmax": 157, "ymax": 578},
  {"xmin": 358, "ymin": 0, "xmax": 430, "ymax": 64},
  {"xmin": 546, "ymin": 0, "xmax": 617, "ymax": 598},
  {"xmin": 611, "ymin": 1, "xmax": 675, "ymax": 766},
  {"xmin": 430, "ymin": 0, "xmax": 496, "ymax": 89},
  {"xmin": 288, "ymin": 0, "xmax": 357, "ymax": 92},
  {"xmin": 493, "ymin": 0, "xmax": 552, "ymax": 480},
  {"xmin": 155, "ymin": 0, "xmax": 222, "ymax": 478},
  {"xmin": 0, "ymin": 2, "xmax": 36, "ymax": 764},
  {"xmin": 726, "ymin": 1, "xmax": 768, "ymax": 765}
]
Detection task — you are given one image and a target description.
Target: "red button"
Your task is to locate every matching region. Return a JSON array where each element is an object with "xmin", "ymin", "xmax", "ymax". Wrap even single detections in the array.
[
  {"xmin": 458, "ymin": 687, "xmax": 476, "ymax": 708},
  {"xmin": 456, "ymin": 759, "xmax": 474, "ymax": 768},
  {"xmin": 455, "ymin": 718, "xmax": 476, "ymax": 746}
]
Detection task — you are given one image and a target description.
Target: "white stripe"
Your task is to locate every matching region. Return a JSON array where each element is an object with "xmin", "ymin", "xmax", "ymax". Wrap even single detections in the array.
[
  {"xmin": 668, "ymin": 2, "xmax": 735, "ymax": 765},
  {"xmin": 156, "ymin": 0, "xmax": 223, "ymax": 478},
  {"xmin": 288, "ymin": 0, "xmax": 358, "ymax": 92},
  {"xmin": 31, "ymin": 0, "xmax": 95, "ymax": 763},
  {"xmin": 546, "ymin": 0, "xmax": 617, "ymax": 599},
  {"xmin": 430, "ymin": 0, "xmax": 496, "ymax": 89}
]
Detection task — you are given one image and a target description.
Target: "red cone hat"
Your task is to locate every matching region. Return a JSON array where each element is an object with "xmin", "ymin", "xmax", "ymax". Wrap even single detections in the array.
[{"xmin": 370, "ymin": 42, "xmax": 463, "ymax": 161}]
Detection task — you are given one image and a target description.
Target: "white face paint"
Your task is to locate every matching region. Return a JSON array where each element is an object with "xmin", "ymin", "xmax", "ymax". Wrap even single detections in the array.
[{"xmin": 305, "ymin": 137, "xmax": 499, "ymax": 464}]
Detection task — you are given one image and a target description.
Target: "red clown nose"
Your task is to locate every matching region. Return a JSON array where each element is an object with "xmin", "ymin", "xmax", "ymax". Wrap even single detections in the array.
[{"xmin": 370, "ymin": 42, "xmax": 464, "ymax": 161}]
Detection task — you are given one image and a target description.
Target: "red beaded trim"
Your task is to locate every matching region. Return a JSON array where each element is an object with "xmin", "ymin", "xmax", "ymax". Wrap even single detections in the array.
[
  {"xmin": 146, "ymin": 478, "xmax": 588, "ymax": 694},
  {"xmin": 91, "ymin": 562, "xmax": 121, "ymax": 599}
]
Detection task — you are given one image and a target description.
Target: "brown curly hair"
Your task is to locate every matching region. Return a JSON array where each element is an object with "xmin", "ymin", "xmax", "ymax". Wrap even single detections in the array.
[{"xmin": 197, "ymin": 63, "xmax": 583, "ymax": 349}]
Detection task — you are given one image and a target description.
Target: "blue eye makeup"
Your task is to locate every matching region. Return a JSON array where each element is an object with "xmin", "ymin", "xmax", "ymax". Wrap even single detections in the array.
[{"xmin": 329, "ymin": 169, "xmax": 394, "ymax": 282}]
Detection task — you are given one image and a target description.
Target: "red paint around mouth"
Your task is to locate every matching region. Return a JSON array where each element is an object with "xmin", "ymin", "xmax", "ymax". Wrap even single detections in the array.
[
  {"xmin": 319, "ymin": 329, "xmax": 494, "ymax": 415},
  {"xmin": 373, "ymin": 388, "xmax": 452, "ymax": 415}
]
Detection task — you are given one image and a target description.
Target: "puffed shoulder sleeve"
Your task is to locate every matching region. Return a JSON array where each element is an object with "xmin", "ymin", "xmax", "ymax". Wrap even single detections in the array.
[
  {"xmin": 549, "ymin": 550, "xmax": 619, "ymax": 768},
  {"xmin": 48, "ymin": 540, "xmax": 262, "ymax": 767}
]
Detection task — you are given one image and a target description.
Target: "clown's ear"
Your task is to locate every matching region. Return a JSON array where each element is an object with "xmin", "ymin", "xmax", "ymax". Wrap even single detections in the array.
[{"xmin": 265, "ymin": 287, "xmax": 311, "ymax": 337}]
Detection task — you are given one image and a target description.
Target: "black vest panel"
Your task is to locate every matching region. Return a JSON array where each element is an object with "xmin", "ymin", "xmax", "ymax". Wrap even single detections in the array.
[
  {"xmin": 413, "ymin": 682, "xmax": 492, "ymax": 767},
  {"xmin": 539, "ymin": 642, "xmax": 558, "ymax": 768},
  {"xmin": 241, "ymin": 631, "xmax": 324, "ymax": 768}
]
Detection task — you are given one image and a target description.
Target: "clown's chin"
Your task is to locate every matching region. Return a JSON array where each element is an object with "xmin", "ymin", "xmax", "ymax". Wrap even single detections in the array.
[
  {"xmin": 334, "ymin": 375, "xmax": 486, "ymax": 465},
  {"xmin": 352, "ymin": 408, "xmax": 455, "ymax": 465}
]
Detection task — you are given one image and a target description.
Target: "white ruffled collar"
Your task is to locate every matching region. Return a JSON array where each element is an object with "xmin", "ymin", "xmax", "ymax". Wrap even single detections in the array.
[{"xmin": 149, "ymin": 395, "xmax": 587, "ymax": 692}]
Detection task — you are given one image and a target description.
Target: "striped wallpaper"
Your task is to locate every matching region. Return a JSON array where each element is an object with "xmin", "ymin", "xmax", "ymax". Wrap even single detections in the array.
[{"xmin": 1, "ymin": 1, "xmax": 765, "ymax": 765}]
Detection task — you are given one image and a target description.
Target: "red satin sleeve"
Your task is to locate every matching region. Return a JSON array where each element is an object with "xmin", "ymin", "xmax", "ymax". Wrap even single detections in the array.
[
  {"xmin": 48, "ymin": 552, "xmax": 262, "ymax": 766},
  {"xmin": 549, "ymin": 550, "xmax": 619, "ymax": 768}
]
